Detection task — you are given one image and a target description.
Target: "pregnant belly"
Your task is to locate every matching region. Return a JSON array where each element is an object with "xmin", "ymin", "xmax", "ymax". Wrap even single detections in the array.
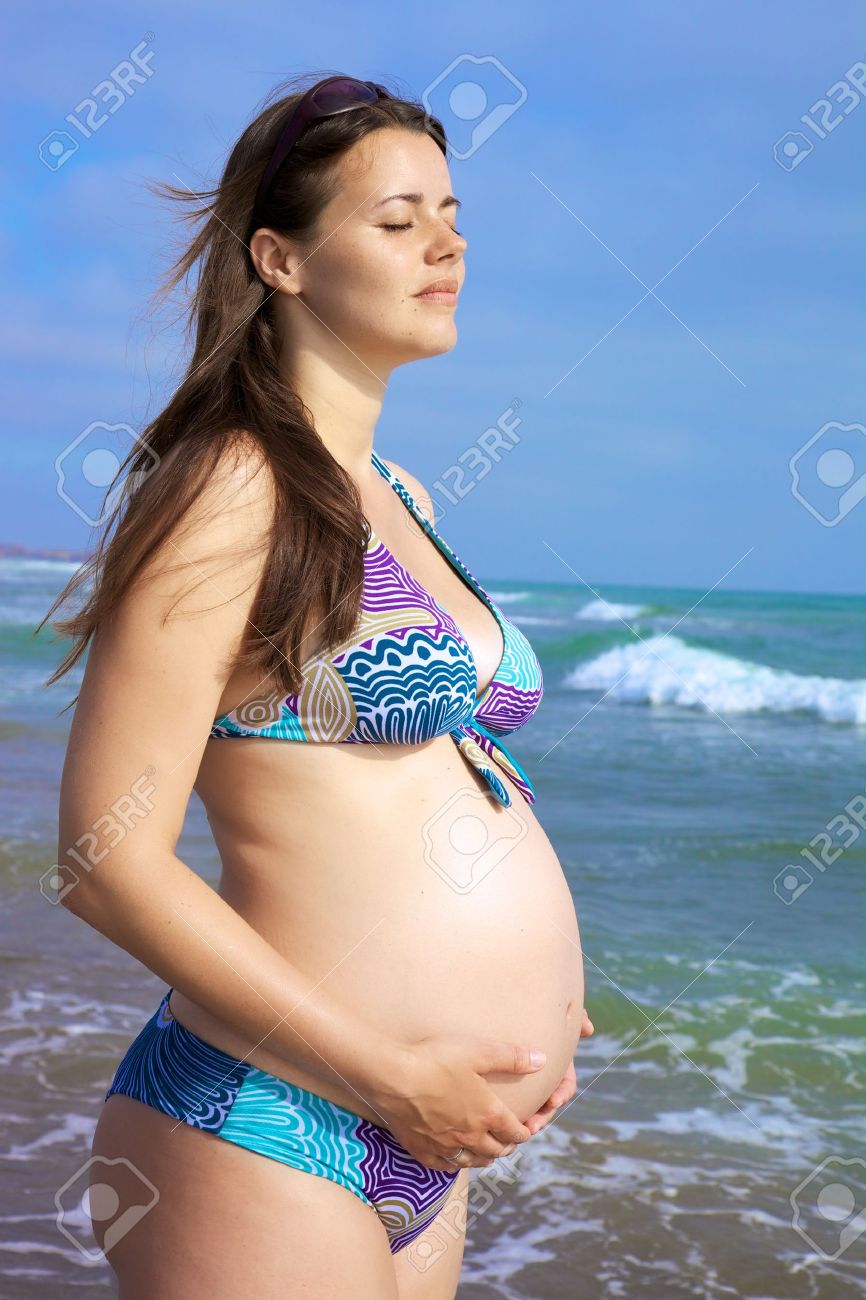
[
  {"xmin": 365, "ymin": 836, "xmax": 585, "ymax": 1119},
  {"xmin": 182, "ymin": 743, "xmax": 585, "ymax": 1126}
]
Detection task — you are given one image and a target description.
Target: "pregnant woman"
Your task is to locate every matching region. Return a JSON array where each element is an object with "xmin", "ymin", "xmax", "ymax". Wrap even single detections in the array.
[{"xmin": 48, "ymin": 73, "xmax": 588, "ymax": 1299}]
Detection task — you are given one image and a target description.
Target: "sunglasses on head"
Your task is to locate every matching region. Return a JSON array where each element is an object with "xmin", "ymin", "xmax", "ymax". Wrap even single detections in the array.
[{"xmin": 254, "ymin": 75, "xmax": 393, "ymax": 214}]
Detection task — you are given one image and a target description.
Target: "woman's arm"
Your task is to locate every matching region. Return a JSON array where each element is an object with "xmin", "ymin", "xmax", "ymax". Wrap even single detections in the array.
[{"xmin": 56, "ymin": 438, "xmax": 402, "ymax": 1117}]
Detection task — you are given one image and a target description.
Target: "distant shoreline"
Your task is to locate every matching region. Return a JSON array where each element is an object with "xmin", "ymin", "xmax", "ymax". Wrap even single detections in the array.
[{"xmin": 0, "ymin": 542, "xmax": 88, "ymax": 562}]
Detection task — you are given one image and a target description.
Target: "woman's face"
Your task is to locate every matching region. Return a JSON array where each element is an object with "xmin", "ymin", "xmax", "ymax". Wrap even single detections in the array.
[{"xmin": 259, "ymin": 127, "xmax": 468, "ymax": 374}]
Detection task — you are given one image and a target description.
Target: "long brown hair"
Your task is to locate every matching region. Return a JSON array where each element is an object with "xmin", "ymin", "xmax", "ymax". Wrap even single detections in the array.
[{"xmin": 38, "ymin": 71, "xmax": 447, "ymax": 712}]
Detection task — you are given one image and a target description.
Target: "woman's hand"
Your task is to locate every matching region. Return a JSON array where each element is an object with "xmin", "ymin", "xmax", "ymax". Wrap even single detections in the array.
[
  {"xmin": 524, "ymin": 1007, "xmax": 594, "ymax": 1137},
  {"xmin": 368, "ymin": 1031, "xmax": 548, "ymax": 1172}
]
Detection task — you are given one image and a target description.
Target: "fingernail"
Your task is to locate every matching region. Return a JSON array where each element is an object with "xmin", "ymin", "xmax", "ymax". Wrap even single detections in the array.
[{"xmin": 530, "ymin": 1050, "xmax": 546, "ymax": 1067}]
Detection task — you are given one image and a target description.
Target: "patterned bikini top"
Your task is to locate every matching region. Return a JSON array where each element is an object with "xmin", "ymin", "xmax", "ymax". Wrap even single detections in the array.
[{"xmin": 209, "ymin": 448, "xmax": 544, "ymax": 807}]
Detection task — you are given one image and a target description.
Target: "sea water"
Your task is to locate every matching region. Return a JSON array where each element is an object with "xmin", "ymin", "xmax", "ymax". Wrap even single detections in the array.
[{"xmin": 1, "ymin": 560, "xmax": 864, "ymax": 1298}]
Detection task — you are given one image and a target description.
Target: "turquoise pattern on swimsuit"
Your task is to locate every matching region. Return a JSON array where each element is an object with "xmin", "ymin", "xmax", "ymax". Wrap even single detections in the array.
[{"xmin": 218, "ymin": 1069, "xmax": 370, "ymax": 1203}]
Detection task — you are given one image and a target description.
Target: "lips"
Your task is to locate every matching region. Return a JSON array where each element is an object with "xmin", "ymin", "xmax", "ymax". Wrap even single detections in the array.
[{"xmin": 415, "ymin": 277, "xmax": 459, "ymax": 296}]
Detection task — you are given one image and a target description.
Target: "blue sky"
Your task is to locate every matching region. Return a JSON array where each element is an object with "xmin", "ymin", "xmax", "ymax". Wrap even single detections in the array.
[{"xmin": 4, "ymin": 2, "xmax": 864, "ymax": 594}]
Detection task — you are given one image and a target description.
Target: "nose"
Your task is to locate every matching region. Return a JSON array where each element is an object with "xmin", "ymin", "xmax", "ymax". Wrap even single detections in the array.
[
  {"xmin": 429, "ymin": 220, "xmax": 466, "ymax": 260},
  {"xmin": 445, "ymin": 226, "xmax": 467, "ymax": 257}
]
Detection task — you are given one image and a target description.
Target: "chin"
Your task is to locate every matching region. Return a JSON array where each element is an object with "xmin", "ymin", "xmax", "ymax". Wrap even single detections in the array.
[{"xmin": 411, "ymin": 328, "xmax": 459, "ymax": 362}]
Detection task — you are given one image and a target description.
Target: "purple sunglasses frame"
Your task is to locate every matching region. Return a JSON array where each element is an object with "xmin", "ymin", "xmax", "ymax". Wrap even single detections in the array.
[{"xmin": 253, "ymin": 75, "xmax": 392, "ymax": 214}]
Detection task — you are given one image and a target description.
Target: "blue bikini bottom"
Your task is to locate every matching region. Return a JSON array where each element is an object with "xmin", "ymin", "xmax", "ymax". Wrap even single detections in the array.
[{"xmin": 104, "ymin": 988, "xmax": 460, "ymax": 1254}]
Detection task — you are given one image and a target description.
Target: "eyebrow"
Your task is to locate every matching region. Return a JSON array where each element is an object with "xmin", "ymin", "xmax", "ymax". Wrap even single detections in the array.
[{"xmin": 372, "ymin": 192, "xmax": 462, "ymax": 212}]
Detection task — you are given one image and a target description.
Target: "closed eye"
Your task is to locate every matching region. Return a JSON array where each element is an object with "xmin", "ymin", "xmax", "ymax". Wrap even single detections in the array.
[{"xmin": 380, "ymin": 222, "xmax": 464, "ymax": 236}]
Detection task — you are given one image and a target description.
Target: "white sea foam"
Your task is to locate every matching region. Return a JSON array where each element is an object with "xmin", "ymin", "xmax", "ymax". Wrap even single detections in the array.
[
  {"xmin": 457, "ymin": 1216, "xmax": 560, "ymax": 1298},
  {"xmin": 485, "ymin": 589, "xmax": 532, "ymax": 604},
  {"xmin": 575, "ymin": 598, "xmax": 649, "ymax": 622},
  {"xmin": 564, "ymin": 633, "xmax": 866, "ymax": 723},
  {"xmin": 3, "ymin": 1112, "xmax": 96, "ymax": 1162},
  {"xmin": 770, "ymin": 968, "xmax": 822, "ymax": 997},
  {"xmin": 0, "ymin": 558, "xmax": 83, "ymax": 579},
  {"xmin": 604, "ymin": 1101, "xmax": 821, "ymax": 1151},
  {"xmin": 460, "ymin": 1112, "xmax": 818, "ymax": 1297}
]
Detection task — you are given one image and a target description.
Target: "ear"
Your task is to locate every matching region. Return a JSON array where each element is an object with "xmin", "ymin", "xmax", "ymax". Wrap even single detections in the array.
[{"xmin": 249, "ymin": 226, "xmax": 306, "ymax": 297}]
